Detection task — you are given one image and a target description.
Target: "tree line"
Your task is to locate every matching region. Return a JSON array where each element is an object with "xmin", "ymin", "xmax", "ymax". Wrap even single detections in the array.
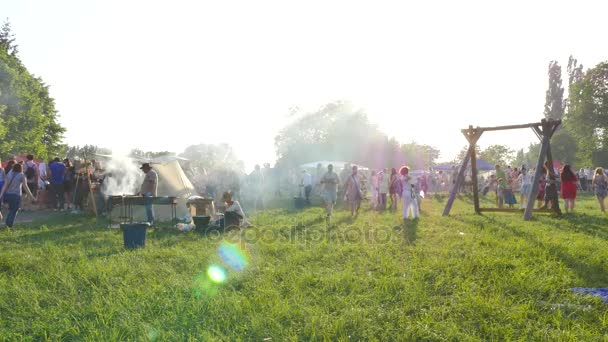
[
  {"xmin": 274, "ymin": 101, "xmax": 440, "ymax": 171},
  {"xmin": 455, "ymin": 56, "xmax": 608, "ymax": 169},
  {"xmin": 0, "ymin": 19, "xmax": 65, "ymax": 160}
]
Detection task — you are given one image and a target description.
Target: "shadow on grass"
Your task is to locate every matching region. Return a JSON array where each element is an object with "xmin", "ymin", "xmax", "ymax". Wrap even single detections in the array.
[
  {"xmin": 462, "ymin": 215, "xmax": 608, "ymax": 286},
  {"xmin": 433, "ymin": 193, "xmax": 446, "ymax": 202},
  {"xmin": 401, "ymin": 218, "xmax": 418, "ymax": 245},
  {"xmin": 557, "ymin": 213, "xmax": 608, "ymax": 241}
]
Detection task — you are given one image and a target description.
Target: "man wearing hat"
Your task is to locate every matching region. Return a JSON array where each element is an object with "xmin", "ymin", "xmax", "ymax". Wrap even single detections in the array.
[{"xmin": 139, "ymin": 163, "xmax": 158, "ymax": 225}]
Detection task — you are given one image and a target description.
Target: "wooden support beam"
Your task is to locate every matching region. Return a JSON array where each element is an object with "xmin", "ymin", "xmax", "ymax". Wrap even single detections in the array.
[
  {"xmin": 531, "ymin": 126, "xmax": 542, "ymax": 141},
  {"xmin": 442, "ymin": 146, "xmax": 471, "ymax": 216},
  {"xmin": 480, "ymin": 207, "xmax": 556, "ymax": 213},
  {"xmin": 474, "ymin": 123, "xmax": 543, "ymax": 132},
  {"xmin": 524, "ymin": 131, "xmax": 550, "ymax": 220},
  {"xmin": 550, "ymin": 121, "xmax": 562, "ymax": 136},
  {"xmin": 466, "ymin": 125, "xmax": 483, "ymax": 214}
]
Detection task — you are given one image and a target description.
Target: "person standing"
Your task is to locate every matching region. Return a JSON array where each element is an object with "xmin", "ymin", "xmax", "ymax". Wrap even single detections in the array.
[
  {"xmin": 339, "ymin": 163, "xmax": 351, "ymax": 205},
  {"xmin": 23, "ymin": 155, "xmax": 39, "ymax": 211},
  {"xmin": 139, "ymin": 163, "xmax": 158, "ymax": 225},
  {"xmin": 586, "ymin": 167, "xmax": 594, "ymax": 191},
  {"xmin": 344, "ymin": 165, "xmax": 363, "ymax": 217},
  {"xmin": 537, "ymin": 168, "xmax": 547, "ymax": 209},
  {"xmin": 389, "ymin": 168, "xmax": 399, "ymax": 210},
  {"xmin": 320, "ymin": 164, "xmax": 340, "ymax": 221},
  {"xmin": 496, "ymin": 178, "xmax": 505, "ymax": 208},
  {"xmin": 369, "ymin": 170, "xmax": 379, "ymax": 210},
  {"xmin": 419, "ymin": 173, "xmax": 429, "ymax": 198},
  {"xmin": 543, "ymin": 161, "xmax": 558, "ymax": 210},
  {"xmin": 249, "ymin": 164, "xmax": 265, "ymax": 211},
  {"xmin": 578, "ymin": 168, "xmax": 587, "ymax": 191},
  {"xmin": 378, "ymin": 169, "xmax": 389, "ymax": 211},
  {"xmin": 400, "ymin": 166, "xmax": 419, "ymax": 220},
  {"xmin": 63, "ymin": 159, "xmax": 75, "ymax": 211},
  {"xmin": 518, "ymin": 167, "xmax": 533, "ymax": 209},
  {"xmin": 592, "ymin": 167, "xmax": 608, "ymax": 213},
  {"xmin": 73, "ymin": 162, "xmax": 92, "ymax": 213},
  {"xmin": 314, "ymin": 163, "xmax": 324, "ymax": 197},
  {"xmin": 300, "ymin": 169, "xmax": 313, "ymax": 205},
  {"xmin": 560, "ymin": 164, "xmax": 578, "ymax": 213},
  {"xmin": 0, "ymin": 164, "xmax": 37, "ymax": 228},
  {"xmin": 48, "ymin": 157, "xmax": 66, "ymax": 210}
]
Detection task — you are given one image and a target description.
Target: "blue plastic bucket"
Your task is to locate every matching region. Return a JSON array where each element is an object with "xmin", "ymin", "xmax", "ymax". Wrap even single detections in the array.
[{"xmin": 120, "ymin": 223, "xmax": 149, "ymax": 249}]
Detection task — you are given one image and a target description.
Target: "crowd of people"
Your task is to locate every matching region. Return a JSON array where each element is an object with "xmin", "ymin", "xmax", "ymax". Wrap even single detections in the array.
[
  {"xmin": 3, "ymin": 153, "xmax": 607, "ymax": 229},
  {"xmin": 296, "ymin": 163, "xmax": 427, "ymax": 222},
  {"xmin": 479, "ymin": 163, "xmax": 608, "ymax": 214},
  {"xmin": 0, "ymin": 155, "xmax": 101, "ymax": 227}
]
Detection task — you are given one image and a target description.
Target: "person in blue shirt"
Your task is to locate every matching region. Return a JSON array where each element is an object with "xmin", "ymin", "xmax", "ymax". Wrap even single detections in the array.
[{"xmin": 48, "ymin": 158, "xmax": 67, "ymax": 210}]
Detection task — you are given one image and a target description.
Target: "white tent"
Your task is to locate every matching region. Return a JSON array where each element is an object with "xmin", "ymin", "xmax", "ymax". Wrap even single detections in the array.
[
  {"xmin": 152, "ymin": 160, "xmax": 195, "ymax": 198},
  {"xmin": 105, "ymin": 159, "xmax": 196, "ymax": 221}
]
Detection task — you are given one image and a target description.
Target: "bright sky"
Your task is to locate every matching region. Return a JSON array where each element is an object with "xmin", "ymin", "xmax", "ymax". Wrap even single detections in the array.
[{"xmin": 3, "ymin": 0, "xmax": 607, "ymax": 171}]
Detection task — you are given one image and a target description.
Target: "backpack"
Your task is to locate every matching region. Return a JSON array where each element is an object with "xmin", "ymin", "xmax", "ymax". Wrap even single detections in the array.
[{"xmin": 25, "ymin": 165, "xmax": 36, "ymax": 181}]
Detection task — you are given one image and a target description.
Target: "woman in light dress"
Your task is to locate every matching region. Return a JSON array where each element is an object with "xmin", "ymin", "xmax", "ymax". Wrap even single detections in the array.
[{"xmin": 400, "ymin": 166, "xmax": 419, "ymax": 220}]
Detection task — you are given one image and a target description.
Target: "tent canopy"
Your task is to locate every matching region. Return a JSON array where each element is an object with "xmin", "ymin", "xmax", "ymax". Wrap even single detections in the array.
[
  {"xmin": 476, "ymin": 159, "xmax": 495, "ymax": 171},
  {"xmin": 151, "ymin": 160, "xmax": 195, "ymax": 198}
]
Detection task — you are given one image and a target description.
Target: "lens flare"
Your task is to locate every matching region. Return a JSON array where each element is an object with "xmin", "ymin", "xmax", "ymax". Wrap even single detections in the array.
[
  {"xmin": 218, "ymin": 242, "xmax": 249, "ymax": 271},
  {"xmin": 207, "ymin": 265, "xmax": 227, "ymax": 283}
]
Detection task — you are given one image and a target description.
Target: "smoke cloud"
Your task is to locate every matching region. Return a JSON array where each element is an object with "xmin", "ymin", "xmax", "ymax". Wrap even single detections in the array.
[{"xmin": 102, "ymin": 155, "xmax": 142, "ymax": 196}]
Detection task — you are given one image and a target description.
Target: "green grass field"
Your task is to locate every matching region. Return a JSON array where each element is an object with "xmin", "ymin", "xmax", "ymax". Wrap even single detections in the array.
[{"xmin": 1, "ymin": 193, "xmax": 608, "ymax": 340}]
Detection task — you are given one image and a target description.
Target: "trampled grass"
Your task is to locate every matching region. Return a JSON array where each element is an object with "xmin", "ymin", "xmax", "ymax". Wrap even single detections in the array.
[{"xmin": 1, "ymin": 194, "xmax": 608, "ymax": 340}]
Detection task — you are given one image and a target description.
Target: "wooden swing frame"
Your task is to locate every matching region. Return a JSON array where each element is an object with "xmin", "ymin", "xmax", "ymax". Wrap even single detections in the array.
[{"xmin": 442, "ymin": 118, "xmax": 562, "ymax": 220}]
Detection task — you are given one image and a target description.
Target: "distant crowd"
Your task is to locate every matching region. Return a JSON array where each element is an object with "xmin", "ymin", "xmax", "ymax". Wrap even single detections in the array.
[
  {"xmin": 0, "ymin": 155, "xmax": 102, "ymax": 227},
  {"xmin": 477, "ymin": 163, "xmax": 607, "ymax": 213},
  {"xmin": 3, "ymin": 154, "xmax": 607, "ymax": 229}
]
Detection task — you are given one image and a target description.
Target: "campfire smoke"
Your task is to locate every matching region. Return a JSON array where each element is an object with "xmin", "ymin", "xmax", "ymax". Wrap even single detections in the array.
[{"xmin": 102, "ymin": 155, "xmax": 142, "ymax": 196}]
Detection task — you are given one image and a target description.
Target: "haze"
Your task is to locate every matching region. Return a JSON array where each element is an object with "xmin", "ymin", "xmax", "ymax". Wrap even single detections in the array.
[{"xmin": 3, "ymin": 0, "xmax": 607, "ymax": 170}]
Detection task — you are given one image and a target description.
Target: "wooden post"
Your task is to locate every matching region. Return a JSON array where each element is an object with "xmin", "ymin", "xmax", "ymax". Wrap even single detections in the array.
[
  {"xmin": 523, "ymin": 139, "xmax": 548, "ymax": 220},
  {"xmin": 524, "ymin": 119, "xmax": 560, "ymax": 220},
  {"xmin": 469, "ymin": 127, "xmax": 481, "ymax": 214},
  {"xmin": 443, "ymin": 144, "xmax": 472, "ymax": 216}
]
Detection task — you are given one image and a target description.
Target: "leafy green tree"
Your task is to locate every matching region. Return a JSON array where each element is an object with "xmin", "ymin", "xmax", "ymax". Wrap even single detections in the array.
[
  {"xmin": 512, "ymin": 149, "xmax": 525, "ymax": 168},
  {"xmin": 567, "ymin": 55, "xmax": 584, "ymax": 87},
  {"xmin": 524, "ymin": 142, "xmax": 541, "ymax": 166},
  {"xmin": 479, "ymin": 144, "xmax": 514, "ymax": 167},
  {"xmin": 179, "ymin": 143, "xmax": 244, "ymax": 172},
  {"xmin": 452, "ymin": 145, "xmax": 480, "ymax": 164},
  {"xmin": 66, "ymin": 145, "xmax": 112, "ymax": 160},
  {"xmin": 550, "ymin": 129, "xmax": 578, "ymax": 165},
  {"xmin": 0, "ymin": 19, "xmax": 19, "ymax": 57},
  {"xmin": 0, "ymin": 19, "xmax": 65, "ymax": 160},
  {"xmin": 566, "ymin": 61, "xmax": 608, "ymax": 165},
  {"xmin": 274, "ymin": 101, "xmax": 440, "ymax": 170},
  {"xmin": 544, "ymin": 61, "xmax": 564, "ymax": 120}
]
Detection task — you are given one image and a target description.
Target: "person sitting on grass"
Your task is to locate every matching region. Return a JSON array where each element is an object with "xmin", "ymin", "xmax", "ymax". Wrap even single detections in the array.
[
  {"xmin": 592, "ymin": 167, "xmax": 608, "ymax": 213},
  {"xmin": 214, "ymin": 191, "xmax": 251, "ymax": 228}
]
